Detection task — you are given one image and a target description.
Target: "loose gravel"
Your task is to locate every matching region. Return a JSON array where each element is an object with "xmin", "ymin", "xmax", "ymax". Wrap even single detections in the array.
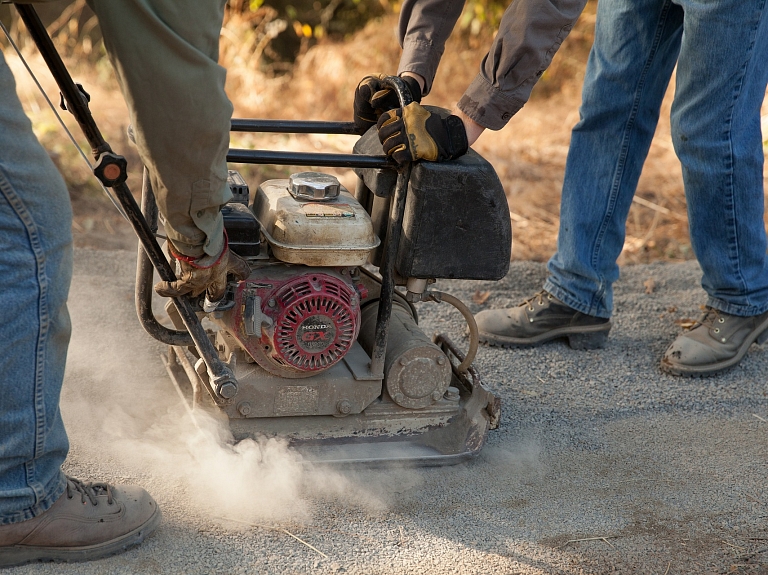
[{"xmin": 7, "ymin": 249, "xmax": 767, "ymax": 575}]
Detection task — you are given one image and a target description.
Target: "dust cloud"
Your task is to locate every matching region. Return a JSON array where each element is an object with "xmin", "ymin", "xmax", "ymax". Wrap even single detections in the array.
[
  {"xmin": 59, "ymin": 268, "xmax": 403, "ymax": 525},
  {"xmin": 61, "ymin": 302, "xmax": 310, "ymax": 522}
]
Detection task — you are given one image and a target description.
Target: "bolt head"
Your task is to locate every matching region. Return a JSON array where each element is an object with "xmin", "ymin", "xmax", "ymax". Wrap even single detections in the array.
[
  {"xmin": 436, "ymin": 356, "xmax": 446, "ymax": 366},
  {"xmin": 393, "ymin": 393, "xmax": 405, "ymax": 404},
  {"xmin": 431, "ymin": 391, "xmax": 443, "ymax": 401},
  {"xmin": 337, "ymin": 399, "xmax": 352, "ymax": 414},
  {"xmin": 237, "ymin": 401, "xmax": 252, "ymax": 416},
  {"xmin": 218, "ymin": 382, "xmax": 238, "ymax": 399},
  {"xmin": 444, "ymin": 386, "xmax": 460, "ymax": 401}
]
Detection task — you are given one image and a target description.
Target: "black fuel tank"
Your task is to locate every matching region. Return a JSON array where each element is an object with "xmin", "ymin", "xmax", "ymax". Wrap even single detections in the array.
[{"xmin": 353, "ymin": 112, "xmax": 511, "ymax": 281}]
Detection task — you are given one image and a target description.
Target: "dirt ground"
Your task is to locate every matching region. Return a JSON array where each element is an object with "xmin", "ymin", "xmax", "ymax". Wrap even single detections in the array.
[{"xmin": 2, "ymin": 250, "xmax": 766, "ymax": 575}]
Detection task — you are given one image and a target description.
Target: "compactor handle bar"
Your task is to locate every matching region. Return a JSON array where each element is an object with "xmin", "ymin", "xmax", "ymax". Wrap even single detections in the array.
[{"xmin": 367, "ymin": 76, "xmax": 413, "ymax": 377}]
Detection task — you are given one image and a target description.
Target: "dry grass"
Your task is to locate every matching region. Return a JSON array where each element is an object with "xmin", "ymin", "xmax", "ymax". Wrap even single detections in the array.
[{"xmin": 4, "ymin": 5, "xmax": 768, "ymax": 261}]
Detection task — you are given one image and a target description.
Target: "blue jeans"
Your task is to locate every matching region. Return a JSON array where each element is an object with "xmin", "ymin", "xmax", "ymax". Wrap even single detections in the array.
[
  {"xmin": 0, "ymin": 51, "xmax": 71, "ymax": 524},
  {"xmin": 545, "ymin": 0, "xmax": 768, "ymax": 318}
]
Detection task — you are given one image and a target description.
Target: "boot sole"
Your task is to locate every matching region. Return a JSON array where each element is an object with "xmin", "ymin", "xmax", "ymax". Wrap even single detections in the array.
[
  {"xmin": 660, "ymin": 318, "xmax": 768, "ymax": 378},
  {"xmin": 478, "ymin": 322, "xmax": 611, "ymax": 350},
  {"xmin": 0, "ymin": 504, "xmax": 161, "ymax": 567}
]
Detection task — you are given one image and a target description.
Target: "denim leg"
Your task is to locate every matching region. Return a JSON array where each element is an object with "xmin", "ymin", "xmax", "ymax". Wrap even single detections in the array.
[
  {"xmin": 0, "ymin": 51, "xmax": 71, "ymax": 524},
  {"xmin": 672, "ymin": 0, "xmax": 768, "ymax": 317},
  {"xmin": 545, "ymin": 0, "xmax": 684, "ymax": 317}
]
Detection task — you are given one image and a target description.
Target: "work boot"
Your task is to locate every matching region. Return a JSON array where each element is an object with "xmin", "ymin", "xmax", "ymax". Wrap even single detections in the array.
[
  {"xmin": 660, "ymin": 307, "xmax": 768, "ymax": 377},
  {"xmin": 475, "ymin": 290, "xmax": 611, "ymax": 349},
  {"xmin": 0, "ymin": 476, "xmax": 160, "ymax": 567}
]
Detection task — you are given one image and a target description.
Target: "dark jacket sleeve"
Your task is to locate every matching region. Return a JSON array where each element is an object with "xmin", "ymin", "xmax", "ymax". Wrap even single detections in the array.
[{"xmin": 397, "ymin": 0, "xmax": 587, "ymax": 130}]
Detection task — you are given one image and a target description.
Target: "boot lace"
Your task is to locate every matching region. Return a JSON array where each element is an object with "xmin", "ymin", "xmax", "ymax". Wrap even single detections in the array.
[
  {"xmin": 65, "ymin": 476, "xmax": 114, "ymax": 506},
  {"xmin": 520, "ymin": 290, "xmax": 553, "ymax": 311},
  {"xmin": 692, "ymin": 307, "xmax": 726, "ymax": 333}
]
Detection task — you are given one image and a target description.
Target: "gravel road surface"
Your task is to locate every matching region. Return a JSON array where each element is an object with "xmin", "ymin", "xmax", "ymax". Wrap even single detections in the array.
[{"xmin": 7, "ymin": 249, "xmax": 768, "ymax": 575}]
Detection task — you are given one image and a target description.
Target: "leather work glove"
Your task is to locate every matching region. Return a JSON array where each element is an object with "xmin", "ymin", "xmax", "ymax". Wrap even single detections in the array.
[
  {"xmin": 154, "ymin": 236, "xmax": 250, "ymax": 301},
  {"xmin": 377, "ymin": 102, "xmax": 469, "ymax": 164},
  {"xmin": 353, "ymin": 74, "xmax": 422, "ymax": 134}
]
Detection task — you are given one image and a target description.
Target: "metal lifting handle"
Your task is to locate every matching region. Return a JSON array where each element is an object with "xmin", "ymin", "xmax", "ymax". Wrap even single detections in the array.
[
  {"xmin": 369, "ymin": 76, "xmax": 413, "ymax": 378},
  {"xmin": 227, "ymin": 119, "xmax": 395, "ymax": 169},
  {"xmin": 230, "ymin": 119, "xmax": 359, "ymax": 134},
  {"xmin": 14, "ymin": 4, "xmax": 238, "ymax": 402},
  {"xmin": 135, "ymin": 168, "xmax": 195, "ymax": 347}
]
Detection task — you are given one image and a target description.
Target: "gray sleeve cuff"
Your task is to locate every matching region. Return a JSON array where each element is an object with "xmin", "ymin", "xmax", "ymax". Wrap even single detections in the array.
[
  {"xmin": 457, "ymin": 74, "xmax": 526, "ymax": 131},
  {"xmin": 397, "ymin": 39, "xmax": 444, "ymax": 96}
]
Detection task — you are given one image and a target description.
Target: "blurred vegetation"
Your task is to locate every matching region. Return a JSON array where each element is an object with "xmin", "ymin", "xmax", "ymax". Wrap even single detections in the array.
[
  {"xmin": 0, "ymin": 0, "xmax": 600, "ymax": 121},
  {"xmin": 1, "ymin": 0, "xmax": 391, "ymax": 67},
  {"xmin": 225, "ymin": 0, "xmax": 592, "ymax": 70},
  {"xmin": 227, "ymin": 0, "xmax": 387, "ymax": 69},
  {"xmin": 1, "ymin": 0, "xmax": 594, "ymax": 73},
  {"xmin": 222, "ymin": 0, "xmax": 520, "ymax": 72}
]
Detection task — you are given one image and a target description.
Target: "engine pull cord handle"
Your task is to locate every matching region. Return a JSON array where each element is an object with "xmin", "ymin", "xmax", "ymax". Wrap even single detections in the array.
[
  {"xmin": 368, "ymin": 76, "xmax": 413, "ymax": 378},
  {"xmin": 13, "ymin": 3, "xmax": 238, "ymax": 402}
]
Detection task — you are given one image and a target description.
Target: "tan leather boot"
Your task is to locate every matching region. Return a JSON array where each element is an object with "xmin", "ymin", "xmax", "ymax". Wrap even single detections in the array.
[
  {"xmin": 660, "ymin": 307, "xmax": 768, "ymax": 376},
  {"xmin": 0, "ymin": 476, "xmax": 160, "ymax": 567},
  {"xmin": 474, "ymin": 290, "xmax": 611, "ymax": 349}
]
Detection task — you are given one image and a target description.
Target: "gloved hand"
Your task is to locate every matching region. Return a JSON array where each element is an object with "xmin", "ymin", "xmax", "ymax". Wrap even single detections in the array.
[
  {"xmin": 377, "ymin": 102, "xmax": 469, "ymax": 164},
  {"xmin": 353, "ymin": 74, "xmax": 422, "ymax": 134},
  {"xmin": 154, "ymin": 236, "xmax": 250, "ymax": 301}
]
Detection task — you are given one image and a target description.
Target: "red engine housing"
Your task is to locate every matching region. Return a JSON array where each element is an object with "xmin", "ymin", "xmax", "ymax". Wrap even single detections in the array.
[{"xmin": 227, "ymin": 269, "xmax": 362, "ymax": 378}]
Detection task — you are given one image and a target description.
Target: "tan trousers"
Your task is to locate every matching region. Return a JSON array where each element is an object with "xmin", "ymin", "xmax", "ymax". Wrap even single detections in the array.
[{"xmin": 86, "ymin": 0, "xmax": 232, "ymax": 257}]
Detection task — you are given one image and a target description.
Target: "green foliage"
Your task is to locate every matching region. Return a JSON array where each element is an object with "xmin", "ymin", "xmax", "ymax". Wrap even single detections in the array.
[
  {"xmin": 229, "ymin": 0, "xmax": 515, "ymax": 67},
  {"xmin": 228, "ymin": 0, "xmax": 388, "ymax": 65},
  {"xmin": 458, "ymin": 0, "xmax": 507, "ymax": 36}
]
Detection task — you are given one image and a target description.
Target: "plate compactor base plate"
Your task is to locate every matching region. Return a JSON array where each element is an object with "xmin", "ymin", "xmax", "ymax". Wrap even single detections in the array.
[{"xmin": 163, "ymin": 335, "xmax": 500, "ymax": 467}]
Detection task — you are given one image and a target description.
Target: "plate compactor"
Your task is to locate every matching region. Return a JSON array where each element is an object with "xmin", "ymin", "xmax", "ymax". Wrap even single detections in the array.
[{"xmin": 17, "ymin": 5, "xmax": 510, "ymax": 465}]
